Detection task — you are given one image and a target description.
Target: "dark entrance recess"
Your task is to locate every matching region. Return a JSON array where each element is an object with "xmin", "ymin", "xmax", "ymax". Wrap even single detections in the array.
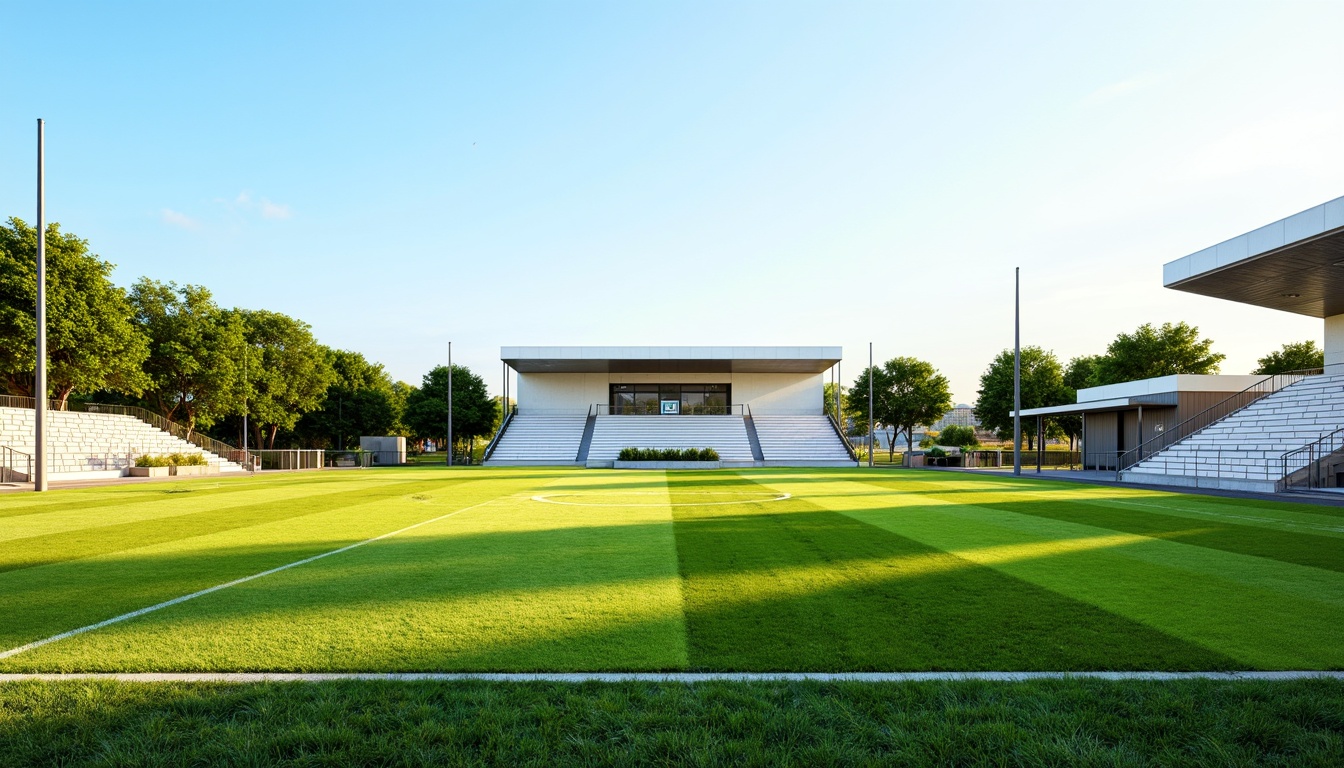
[{"xmin": 610, "ymin": 383, "xmax": 731, "ymax": 414}]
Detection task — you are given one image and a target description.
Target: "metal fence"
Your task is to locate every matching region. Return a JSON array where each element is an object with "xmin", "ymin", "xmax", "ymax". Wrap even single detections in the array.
[
  {"xmin": 244, "ymin": 449, "xmax": 324, "ymax": 471},
  {"xmin": 965, "ymin": 450, "xmax": 1082, "ymax": 469}
]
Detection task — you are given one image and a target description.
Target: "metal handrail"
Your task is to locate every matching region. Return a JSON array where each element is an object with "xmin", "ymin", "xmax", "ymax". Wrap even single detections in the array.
[
  {"xmin": 826, "ymin": 413, "xmax": 860, "ymax": 462},
  {"xmin": 1117, "ymin": 367, "xmax": 1323, "ymax": 472},
  {"xmin": 0, "ymin": 445, "xmax": 33, "ymax": 482},
  {"xmin": 1280, "ymin": 426, "xmax": 1344, "ymax": 491},
  {"xmin": 0, "ymin": 395, "xmax": 239, "ymax": 461},
  {"xmin": 483, "ymin": 409, "xmax": 515, "ymax": 462}
]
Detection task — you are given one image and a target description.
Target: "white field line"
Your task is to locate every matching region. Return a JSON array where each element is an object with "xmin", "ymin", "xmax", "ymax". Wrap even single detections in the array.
[
  {"xmin": 0, "ymin": 498, "xmax": 502, "ymax": 661},
  {"xmin": 0, "ymin": 671, "xmax": 1342, "ymax": 684}
]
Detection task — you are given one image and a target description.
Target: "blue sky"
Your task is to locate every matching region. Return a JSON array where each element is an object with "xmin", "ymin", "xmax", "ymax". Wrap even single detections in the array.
[{"xmin": 3, "ymin": 1, "xmax": 1343, "ymax": 403}]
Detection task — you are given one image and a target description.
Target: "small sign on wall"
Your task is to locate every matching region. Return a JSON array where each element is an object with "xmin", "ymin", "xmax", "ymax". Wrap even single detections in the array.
[{"xmin": 661, "ymin": 400, "xmax": 680, "ymax": 415}]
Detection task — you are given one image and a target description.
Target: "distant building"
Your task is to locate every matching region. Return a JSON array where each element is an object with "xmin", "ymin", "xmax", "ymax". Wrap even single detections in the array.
[{"xmin": 931, "ymin": 404, "xmax": 977, "ymax": 431}]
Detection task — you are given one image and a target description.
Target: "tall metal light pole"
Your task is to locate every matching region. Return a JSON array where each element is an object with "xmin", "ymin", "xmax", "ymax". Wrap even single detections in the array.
[
  {"xmin": 868, "ymin": 342, "xmax": 874, "ymax": 468},
  {"xmin": 34, "ymin": 119, "xmax": 47, "ymax": 492},
  {"xmin": 446, "ymin": 342, "xmax": 453, "ymax": 466},
  {"xmin": 242, "ymin": 344, "xmax": 249, "ymax": 470},
  {"xmin": 1013, "ymin": 267, "xmax": 1022, "ymax": 476}
]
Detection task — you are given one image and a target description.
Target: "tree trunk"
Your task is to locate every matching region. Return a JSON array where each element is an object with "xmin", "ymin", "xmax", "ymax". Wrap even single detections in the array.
[
  {"xmin": 267, "ymin": 424, "xmax": 279, "ymax": 449},
  {"xmin": 905, "ymin": 428, "xmax": 914, "ymax": 468}
]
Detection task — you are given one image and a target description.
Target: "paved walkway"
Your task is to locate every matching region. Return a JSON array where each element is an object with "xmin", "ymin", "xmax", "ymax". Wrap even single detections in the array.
[{"xmin": 2, "ymin": 671, "xmax": 1341, "ymax": 684}]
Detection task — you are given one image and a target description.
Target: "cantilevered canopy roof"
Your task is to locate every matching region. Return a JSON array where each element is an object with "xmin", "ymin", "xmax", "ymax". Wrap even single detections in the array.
[
  {"xmin": 501, "ymin": 346, "xmax": 842, "ymax": 374},
  {"xmin": 1163, "ymin": 196, "xmax": 1344, "ymax": 317}
]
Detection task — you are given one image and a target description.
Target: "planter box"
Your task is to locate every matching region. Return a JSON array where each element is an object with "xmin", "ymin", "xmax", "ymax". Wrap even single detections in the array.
[
  {"xmin": 171, "ymin": 465, "xmax": 210, "ymax": 476},
  {"xmin": 612, "ymin": 461, "xmax": 722, "ymax": 470},
  {"xmin": 129, "ymin": 466, "xmax": 171, "ymax": 478}
]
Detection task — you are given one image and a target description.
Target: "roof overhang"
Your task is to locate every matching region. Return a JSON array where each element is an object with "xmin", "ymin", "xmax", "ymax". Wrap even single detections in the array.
[
  {"xmin": 1014, "ymin": 393, "xmax": 1177, "ymax": 419},
  {"xmin": 501, "ymin": 346, "xmax": 843, "ymax": 374},
  {"xmin": 1163, "ymin": 196, "xmax": 1344, "ymax": 317}
]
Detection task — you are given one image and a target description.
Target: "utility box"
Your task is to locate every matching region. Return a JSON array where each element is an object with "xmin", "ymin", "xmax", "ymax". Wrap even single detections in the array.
[{"xmin": 359, "ymin": 436, "xmax": 407, "ymax": 465}]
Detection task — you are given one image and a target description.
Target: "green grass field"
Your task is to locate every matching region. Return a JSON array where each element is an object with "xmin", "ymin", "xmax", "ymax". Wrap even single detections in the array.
[{"xmin": 3, "ymin": 466, "xmax": 1344, "ymax": 673}]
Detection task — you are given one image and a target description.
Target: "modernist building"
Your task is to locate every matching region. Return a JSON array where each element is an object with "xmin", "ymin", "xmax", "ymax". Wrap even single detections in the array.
[
  {"xmin": 484, "ymin": 346, "xmax": 856, "ymax": 467},
  {"xmin": 1021, "ymin": 195, "xmax": 1344, "ymax": 492}
]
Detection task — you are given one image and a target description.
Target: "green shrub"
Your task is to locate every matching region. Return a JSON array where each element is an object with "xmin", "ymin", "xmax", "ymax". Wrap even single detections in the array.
[
  {"xmin": 617, "ymin": 448, "xmax": 719, "ymax": 462},
  {"xmin": 926, "ymin": 446, "xmax": 947, "ymax": 458},
  {"xmin": 136, "ymin": 453, "xmax": 208, "ymax": 468}
]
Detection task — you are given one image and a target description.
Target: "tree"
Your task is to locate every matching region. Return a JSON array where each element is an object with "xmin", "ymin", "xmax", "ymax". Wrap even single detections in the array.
[
  {"xmin": 131, "ymin": 279, "xmax": 245, "ymax": 434},
  {"xmin": 236, "ymin": 309, "xmax": 335, "ymax": 448},
  {"xmin": 1253, "ymin": 341, "xmax": 1323, "ymax": 375},
  {"xmin": 846, "ymin": 357, "xmax": 952, "ymax": 465},
  {"xmin": 404, "ymin": 365, "xmax": 498, "ymax": 459},
  {"xmin": 1054, "ymin": 355, "xmax": 1102, "ymax": 450},
  {"xmin": 974, "ymin": 346, "xmax": 1069, "ymax": 451},
  {"xmin": 0, "ymin": 218, "xmax": 148, "ymax": 405},
  {"xmin": 292, "ymin": 349, "xmax": 400, "ymax": 449},
  {"xmin": 938, "ymin": 424, "xmax": 979, "ymax": 448},
  {"xmin": 1091, "ymin": 322, "xmax": 1224, "ymax": 386}
]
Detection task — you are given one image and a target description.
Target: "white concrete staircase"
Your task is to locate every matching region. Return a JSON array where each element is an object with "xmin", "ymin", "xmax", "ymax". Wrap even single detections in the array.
[
  {"xmin": 486, "ymin": 415, "xmax": 586, "ymax": 465},
  {"xmin": 586, "ymin": 415, "xmax": 754, "ymax": 466},
  {"xmin": 752, "ymin": 415, "xmax": 856, "ymax": 466},
  {"xmin": 0, "ymin": 406, "xmax": 244, "ymax": 480},
  {"xmin": 1121, "ymin": 373, "xmax": 1344, "ymax": 492}
]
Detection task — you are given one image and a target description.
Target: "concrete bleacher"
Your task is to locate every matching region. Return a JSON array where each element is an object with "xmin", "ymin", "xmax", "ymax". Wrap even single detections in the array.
[
  {"xmin": 0, "ymin": 406, "xmax": 243, "ymax": 480},
  {"xmin": 585, "ymin": 415, "xmax": 754, "ymax": 466},
  {"xmin": 1121, "ymin": 372, "xmax": 1344, "ymax": 492},
  {"xmin": 752, "ymin": 415, "xmax": 855, "ymax": 466},
  {"xmin": 486, "ymin": 415, "xmax": 586, "ymax": 465}
]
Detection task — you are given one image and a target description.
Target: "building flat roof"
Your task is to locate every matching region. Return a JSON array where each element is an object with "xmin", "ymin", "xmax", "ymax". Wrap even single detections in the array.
[
  {"xmin": 501, "ymin": 346, "xmax": 842, "ymax": 374},
  {"xmin": 1163, "ymin": 195, "xmax": 1344, "ymax": 317}
]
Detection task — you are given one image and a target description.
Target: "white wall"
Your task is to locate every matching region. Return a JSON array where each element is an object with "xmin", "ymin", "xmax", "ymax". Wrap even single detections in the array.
[
  {"xmin": 1326, "ymin": 314, "xmax": 1344, "ymax": 373},
  {"xmin": 515, "ymin": 372, "xmax": 824, "ymax": 414}
]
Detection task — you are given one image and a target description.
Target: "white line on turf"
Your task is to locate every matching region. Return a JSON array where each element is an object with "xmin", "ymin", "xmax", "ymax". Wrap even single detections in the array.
[
  {"xmin": 0, "ymin": 497, "xmax": 502, "ymax": 661},
  {"xmin": 0, "ymin": 671, "xmax": 1340, "ymax": 683}
]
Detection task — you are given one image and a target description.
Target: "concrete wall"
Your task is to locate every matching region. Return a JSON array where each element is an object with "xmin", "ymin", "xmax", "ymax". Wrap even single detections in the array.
[
  {"xmin": 516, "ymin": 372, "xmax": 823, "ymax": 415},
  {"xmin": 1326, "ymin": 314, "xmax": 1344, "ymax": 372}
]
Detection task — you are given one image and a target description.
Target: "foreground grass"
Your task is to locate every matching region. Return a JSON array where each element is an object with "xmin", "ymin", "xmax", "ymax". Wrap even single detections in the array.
[
  {"xmin": 4, "ymin": 466, "xmax": 1344, "ymax": 672},
  {"xmin": 2, "ymin": 679, "xmax": 1342, "ymax": 766}
]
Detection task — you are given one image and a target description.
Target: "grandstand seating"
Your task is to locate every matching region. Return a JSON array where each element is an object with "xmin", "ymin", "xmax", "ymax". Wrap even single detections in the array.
[
  {"xmin": 1121, "ymin": 372, "xmax": 1344, "ymax": 492},
  {"xmin": 0, "ymin": 406, "xmax": 243, "ymax": 480}
]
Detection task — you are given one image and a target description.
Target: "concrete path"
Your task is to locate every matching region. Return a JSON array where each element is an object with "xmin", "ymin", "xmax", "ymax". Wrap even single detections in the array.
[{"xmin": 2, "ymin": 671, "xmax": 1342, "ymax": 684}]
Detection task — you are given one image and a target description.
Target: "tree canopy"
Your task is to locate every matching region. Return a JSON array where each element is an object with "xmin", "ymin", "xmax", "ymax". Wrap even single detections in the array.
[
  {"xmin": 1253, "ymin": 340, "xmax": 1323, "ymax": 375},
  {"xmin": 131, "ymin": 279, "xmax": 244, "ymax": 433},
  {"xmin": 1090, "ymin": 322, "xmax": 1224, "ymax": 386},
  {"xmin": 404, "ymin": 365, "xmax": 498, "ymax": 452},
  {"xmin": 847, "ymin": 357, "xmax": 952, "ymax": 464},
  {"xmin": 292, "ymin": 349, "xmax": 400, "ymax": 449},
  {"xmin": 938, "ymin": 424, "xmax": 979, "ymax": 448},
  {"xmin": 0, "ymin": 218, "xmax": 148, "ymax": 405},
  {"xmin": 237, "ymin": 309, "xmax": 335, "ymax": 448},
  {"xmin": 974, "ymin": 346, "xmax": 1069, "ymax": 450}
]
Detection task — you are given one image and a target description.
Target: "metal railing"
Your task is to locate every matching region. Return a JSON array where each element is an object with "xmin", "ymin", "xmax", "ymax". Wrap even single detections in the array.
[
  {"xmin": 594, "ymin": 404, "xmax": 745, "ymax": 416},
  {"xmin": 1280, "ymin": 427, "xmax": 1344, "ymax": 492},
  {"xmin": 483, "ymin": 409, "xmax": 515, "ymax": 462},
  {"xmin": 0, "ymin": 395, "xmax": 240, "ymax": 463},
  {"xmin": 1117, "ymin": 368, "xmax": 1322, "ymax": 472},
  {"xmin": 1, "ymin": 445, "xmax": 32, "ymax": 482},
  {"xmin": 1117, "ymin": 446, "xmax": 1286, "ymax": 487},
  {"xmin": 826, "ymin": 413, "xmax": 859, "ymax": 462}
]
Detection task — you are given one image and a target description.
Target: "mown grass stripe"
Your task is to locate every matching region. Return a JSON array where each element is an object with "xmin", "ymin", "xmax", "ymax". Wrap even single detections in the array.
[
  {"xmin": 0, "ymin": 497, "xmax": 502, "ymax": 661},
  {"xmin": 670, "ymin": 471, "xmax": 1233, "ymax": 672}
]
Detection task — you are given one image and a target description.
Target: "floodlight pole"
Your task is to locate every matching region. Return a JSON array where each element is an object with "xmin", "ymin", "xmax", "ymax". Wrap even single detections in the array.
[
  {"xmin": 34, "ymin": 119, "xmax": 47, "ymax": 492},
  {"xmin": 868, "ymin": 342, "xmax": 874, "ymax": 468},
  {"xmin": 1013, "ymin": 267, "xmax": 1021, "ymax": 476},
  {"xmin": 446, "ymin": 342, "xmax": 453, "ymax": 466},
  {"xmin": 242, "ymin": 345, "xmax": 249, "ymax": 469}
]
